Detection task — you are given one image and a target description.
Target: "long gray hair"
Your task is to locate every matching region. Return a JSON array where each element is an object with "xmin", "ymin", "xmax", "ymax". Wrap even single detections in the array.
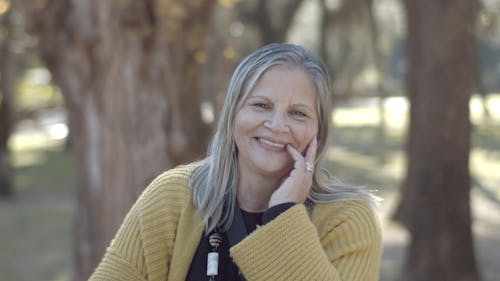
[{"xmin": 189, "ymin": 43, "xmax": 378, "ymax": 233}]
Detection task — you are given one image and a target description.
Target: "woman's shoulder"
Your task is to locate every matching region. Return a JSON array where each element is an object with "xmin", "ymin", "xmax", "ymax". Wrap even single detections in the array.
[
  {"xmin": 149, "ymin": 164, "xmax": 193, "ymax": 188},
  {"xmin": 137, "ymin": 165, "xmax": 195, "ymax": 207}
]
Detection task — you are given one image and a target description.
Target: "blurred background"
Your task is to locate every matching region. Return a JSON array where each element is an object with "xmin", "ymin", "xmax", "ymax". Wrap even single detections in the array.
[{"xmin": 0, "ymin": 0, "xmax": 499, "ymax": 280}]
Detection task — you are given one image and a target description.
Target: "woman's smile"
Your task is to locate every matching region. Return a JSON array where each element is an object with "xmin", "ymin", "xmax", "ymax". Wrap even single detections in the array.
[{"xmin": 256, "ymin": 137, "xmax": 287, "ymax": 150}]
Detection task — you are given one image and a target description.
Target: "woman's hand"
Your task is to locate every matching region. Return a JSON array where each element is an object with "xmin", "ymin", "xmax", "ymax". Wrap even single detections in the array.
[{"xmin": 268, "ymin": 137, "xmax": 317, "ymax": 208}]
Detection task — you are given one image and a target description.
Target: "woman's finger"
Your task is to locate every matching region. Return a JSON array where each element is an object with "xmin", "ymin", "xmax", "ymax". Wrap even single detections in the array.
[
  {"xmin": 286, "ymin": 144, "xmax": 304, "ymax": 165},
  {"xmin": 304, "ymin": 137, "xmax": 318, "ymax": 164}
]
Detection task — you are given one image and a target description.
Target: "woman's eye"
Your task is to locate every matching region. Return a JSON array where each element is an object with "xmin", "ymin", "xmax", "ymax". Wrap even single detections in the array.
[
  {"xmin": 291, "ymin": 110, "xmax": 307, "ymax": 118},
  {"xmin": 253, "ymin": 103, "xmax": 270, "ymax": 109}
]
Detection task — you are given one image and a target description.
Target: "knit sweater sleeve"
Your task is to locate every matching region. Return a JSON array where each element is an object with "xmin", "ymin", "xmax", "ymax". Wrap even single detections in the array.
[
  {"xmin": 88, "ymin": 167, "xmax": 190, "ymax": 281},
  {"xmin": 229, "ymin": 200, "xmax": 382, "ymax": 281},
  {"xmin": 88, "ymin": 199, "xmax": 147, "ymax": 281}
]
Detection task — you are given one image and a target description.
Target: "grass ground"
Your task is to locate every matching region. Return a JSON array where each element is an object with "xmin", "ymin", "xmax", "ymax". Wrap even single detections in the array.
[
  {"xmin": 1, "ymin": 95, "xmax": 499, "ymax": 281},
  {"xmin": 0, "ymin": 137, "xmax": 75, "ymax": 281}
]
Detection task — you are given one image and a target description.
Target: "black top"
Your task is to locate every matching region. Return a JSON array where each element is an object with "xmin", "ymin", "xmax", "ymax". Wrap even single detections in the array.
[{"xmin": 185, "ymin": 203, "xmax": 294, "ymax": 281}]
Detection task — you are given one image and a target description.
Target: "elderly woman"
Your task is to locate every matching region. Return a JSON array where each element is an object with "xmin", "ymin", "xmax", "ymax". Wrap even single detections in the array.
[{"xmin": 89, "ymin": 43, "xmax": 381, "ymax": 281}]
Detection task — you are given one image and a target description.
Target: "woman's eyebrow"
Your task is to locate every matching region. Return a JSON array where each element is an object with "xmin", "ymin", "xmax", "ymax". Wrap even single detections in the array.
[
  {"xmin": 246, "ymin": 96, "xmax": 315, "ymax": 114},
  {"xmin": 247, "ymin": 95, "xmax": 269, "ymax": 101},
  {"xmin": 293, "ymin": 103, "xmax": 315, "ymax": 114}
]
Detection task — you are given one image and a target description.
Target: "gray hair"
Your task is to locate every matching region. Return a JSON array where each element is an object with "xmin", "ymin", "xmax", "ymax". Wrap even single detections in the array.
[{"xmin": 189, "ymin": 43, "xmax": 378, "ymax": 233}]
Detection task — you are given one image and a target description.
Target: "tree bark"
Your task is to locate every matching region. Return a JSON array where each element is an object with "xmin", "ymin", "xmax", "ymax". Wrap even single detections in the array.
[
  {"xmin": 26, "ymin": 1, "xmax": 214, "ymax": 280},
  {"xmin": 319, "ymin": 0, "xmax": 373, "ymax": 98},
  {"xmin": 365, "ymin": 0, "xmax": 387, "ymax": 136},
  {"xmin": 238, "ymin": 0, "xmax": 304, "ymax": 44},
  {"xmin": 396, "ymin": 0, "xmax": 481, "ymax": 280},
  {"xmin": 0, "ymin": 2, "xmax": 19, "ymax": 198}
]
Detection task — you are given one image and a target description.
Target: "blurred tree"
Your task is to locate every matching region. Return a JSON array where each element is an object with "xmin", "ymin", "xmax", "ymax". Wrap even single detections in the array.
[
  {"xmin": 474, "ymin": 0, "xmax": 498, "ymax": 120},
  {"xmin": 478, "ymin": 0, "xmax": 500, "ymax": 93},
  {"xmin": 318, "ymin": 0, "xmax": 382, "ymax": 100},
  {"xmin": 320, "ymin": 0, "xmax": 368, "ymax": 97},
  {"xmin": 395, "ymin": 0, "xmax": 481, "ymax": 280},
  {"xmin": 237, "ymin": 0, "xmax": 304, "ymax": 44},
  {"xmin": 365, "ymin": 0, "xmax": 389, "ymax": 135},
  {"xmin": 0, "ymin": 0, "xmax": 18, "ymax": 198},
  {"xmin": 24, "ymin": 0, "xmax": 214, "ymax": 280}
]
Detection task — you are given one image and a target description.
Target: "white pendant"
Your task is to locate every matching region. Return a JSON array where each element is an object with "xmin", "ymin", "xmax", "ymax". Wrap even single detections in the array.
[{"xmin": 207, "ymin": 252, "xmax": 219, "ymax": 276}]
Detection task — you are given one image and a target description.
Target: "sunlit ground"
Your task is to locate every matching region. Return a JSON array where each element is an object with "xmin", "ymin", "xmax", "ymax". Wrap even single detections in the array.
[{"xmin": 1, "ymin": 94, "xmax": 499, "ymax": 281}]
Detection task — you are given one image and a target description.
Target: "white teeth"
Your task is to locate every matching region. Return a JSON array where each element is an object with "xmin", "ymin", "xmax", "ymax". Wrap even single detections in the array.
[{"xmin": 259, "ymin": 138, "xmax": 286, "ymax": 148}]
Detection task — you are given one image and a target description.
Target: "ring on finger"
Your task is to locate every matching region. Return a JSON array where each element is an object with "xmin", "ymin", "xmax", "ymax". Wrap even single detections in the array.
[{"xmin": 305, "ymin": 161, "xmax": 313, "ymax": 173}]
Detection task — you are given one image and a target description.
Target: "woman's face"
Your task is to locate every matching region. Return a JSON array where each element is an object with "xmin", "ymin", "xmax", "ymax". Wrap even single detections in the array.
[{"xmin": 233, "ymin": 65, "xmax": 319, "ymax": 177}]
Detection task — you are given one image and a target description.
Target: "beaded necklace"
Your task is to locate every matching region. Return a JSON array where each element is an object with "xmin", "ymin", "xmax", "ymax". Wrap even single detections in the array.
[
  {"xmin": 206, "ymin": 204, "xmax": 251, "ymax": 281},
  {"xmin": 207, "ymin": 230, "xmax": 222, "ymax": 280}
]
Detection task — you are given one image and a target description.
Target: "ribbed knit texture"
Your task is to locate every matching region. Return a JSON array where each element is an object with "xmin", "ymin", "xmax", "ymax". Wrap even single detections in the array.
[{"xmin": 89, "ymin": 166, "xmax": 382, "ymax": 281}]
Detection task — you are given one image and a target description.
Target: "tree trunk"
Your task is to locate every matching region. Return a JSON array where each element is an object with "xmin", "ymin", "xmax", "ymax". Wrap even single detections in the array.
[
  {"xmin": 256, "ymin": 0, "xmax": 304, "ymax": 44},
  {"xmin": 396, "ymin": 0, "xmax": 481, "ymax": 280},
  {"xmin": 318, "ymin": 0, "xmax": 331, "ymax": 70},
  {"xmin": 365, "ymin": 0, "xmax": 387, "ymax": 138},
  {"xmin": 0, "ymin": 2, "xmax": 19, "ymax": 198},
  {"xmin": 238, "ymin": 0, "xmax": 304, "ymax": 44},
  {"xmin": 26, "ymin": 1, "xmax": 214, "ymax": 280}
]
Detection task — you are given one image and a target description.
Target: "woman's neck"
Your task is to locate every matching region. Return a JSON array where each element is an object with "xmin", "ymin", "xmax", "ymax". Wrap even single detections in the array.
[{"xmin": 237, "ymin": 170, "xmax": 282, "ymax": 212}]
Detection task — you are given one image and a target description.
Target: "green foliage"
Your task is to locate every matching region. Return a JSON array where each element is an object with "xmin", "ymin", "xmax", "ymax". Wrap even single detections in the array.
[{"xmin": 16, "ymin": 68, "xmax": 63, "ymax": 114}]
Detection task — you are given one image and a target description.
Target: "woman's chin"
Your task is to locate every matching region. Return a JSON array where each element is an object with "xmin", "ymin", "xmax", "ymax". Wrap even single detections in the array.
[{"xmin": 256, "ymin": 162, "xmax": 293, "ymax": 177}]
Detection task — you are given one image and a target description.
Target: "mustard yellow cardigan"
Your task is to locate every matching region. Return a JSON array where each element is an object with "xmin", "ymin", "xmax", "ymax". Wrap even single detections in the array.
[{"xmin": 89, "ymin": 166, "xmax": 382, "ymax": 281}]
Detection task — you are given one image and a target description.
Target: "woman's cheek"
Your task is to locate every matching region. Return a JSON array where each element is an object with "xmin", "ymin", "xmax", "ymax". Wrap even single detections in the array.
[{"xmin": 295, "ymin": 123, "xmax": 316, "ymax": 154}]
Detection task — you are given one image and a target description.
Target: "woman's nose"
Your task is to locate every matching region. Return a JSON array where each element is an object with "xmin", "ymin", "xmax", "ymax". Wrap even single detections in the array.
[{"xmin": 264, "ymin": 111, "xmax": 290, "ymax": 133}]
